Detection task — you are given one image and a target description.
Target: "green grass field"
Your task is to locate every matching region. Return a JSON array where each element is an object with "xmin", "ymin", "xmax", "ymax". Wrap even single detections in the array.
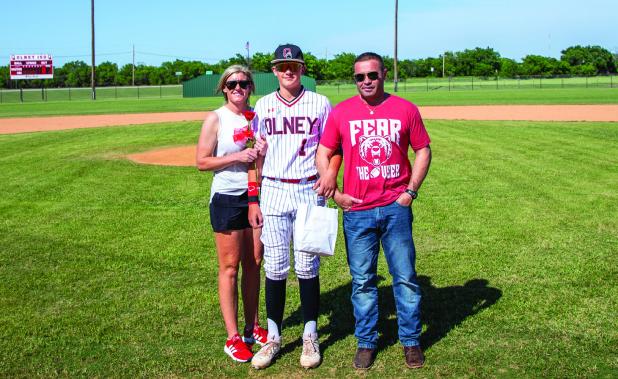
[
  {"xmin": 323, "ymin": 87, "xmax": 618, "ymax": 107},
  {"xmin": 1, "ymin": 118, "xmax": 616, "ymax": 377},
  {"xmin": 320, "ymin": 75, "xmax": 617, "ymax": 95},
  {"xmin": 1, "ymin": 87, "xmax": 618, "ymax": 118}
]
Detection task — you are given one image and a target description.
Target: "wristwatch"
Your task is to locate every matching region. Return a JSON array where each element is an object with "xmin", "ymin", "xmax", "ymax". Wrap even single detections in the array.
[{"xmin": 404, "ymin": 189, "xmax": 418, "ymax": 200}]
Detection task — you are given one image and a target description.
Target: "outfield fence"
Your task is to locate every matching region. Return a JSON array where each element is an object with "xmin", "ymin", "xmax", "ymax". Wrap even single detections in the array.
[
  {"xmin": 0, "ymin": 85, "xmax": 182, "ymax": 104},
  {"xmin": 317, "ymin": 75, "xmax": 617, "ymax": 94},
  {"xmin": 1, "ymin": 76, "xmax": 616, "ymax": 104}
]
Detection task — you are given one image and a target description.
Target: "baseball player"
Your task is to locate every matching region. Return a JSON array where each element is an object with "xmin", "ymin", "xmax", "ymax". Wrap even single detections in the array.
[{"xmin": 247, "ymin": 44, "xmax": 337, "ymax": 370}]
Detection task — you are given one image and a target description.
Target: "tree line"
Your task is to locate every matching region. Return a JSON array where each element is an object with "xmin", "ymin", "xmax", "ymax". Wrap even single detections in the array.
[{"xmin": 1, "ymin": 45, "xmax": 615, "ymax": 89}]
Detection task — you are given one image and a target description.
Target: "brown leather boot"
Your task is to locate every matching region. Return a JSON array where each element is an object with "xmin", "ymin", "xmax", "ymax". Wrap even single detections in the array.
[
  {"xmin": 353, "ymin": 348, "xmax": 376, "ymax": 369},
  {"xmin": 404, "ymin": 346, "xmax": 425, "ymax": 368}
]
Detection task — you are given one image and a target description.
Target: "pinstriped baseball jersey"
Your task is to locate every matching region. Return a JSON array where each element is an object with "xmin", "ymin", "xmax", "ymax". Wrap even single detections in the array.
[{"xmin": 254, "ymin": 87, "xmax": 331, "ymax": 179}]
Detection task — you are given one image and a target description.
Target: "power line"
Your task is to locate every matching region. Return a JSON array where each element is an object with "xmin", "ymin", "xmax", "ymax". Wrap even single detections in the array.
[
  {"xmin": 56, "ymin": 51, "xmax": 132, "ymax": 58},
  {"xmin": 0, "ymin": 52, "xmax": 131, "ymax": 59},
  {"xmin": 1, "ymin": 50, "xmax": 217, "ymax": 62},
  {"xmin": 136, "ymin": 50, "xmax": 220, "ymax": 62},
  {"xmin": 2, "ymin": 48, "xmax": 249, "ymax": 63}
]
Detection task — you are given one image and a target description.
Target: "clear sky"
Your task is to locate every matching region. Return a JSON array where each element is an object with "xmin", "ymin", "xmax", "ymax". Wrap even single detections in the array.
[{"xmin": 1, "ymin": 0, "xmax": 615, "ymax": 66}]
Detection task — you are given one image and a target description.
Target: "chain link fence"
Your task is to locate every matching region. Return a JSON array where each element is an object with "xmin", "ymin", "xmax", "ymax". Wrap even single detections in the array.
[
  {"xmin": 316, "ymin": 75, "xmax": 617, "ymax": 95},
  {"xmin": 0, "ymin": 85, "xmax": 182, "ymax": 103},
  {"xmin": 1, "ymin": 76, "xmax": 615, "ymax": 104}
]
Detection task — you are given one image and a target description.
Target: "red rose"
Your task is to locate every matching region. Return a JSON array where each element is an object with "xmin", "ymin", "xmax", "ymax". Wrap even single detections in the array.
[
  {"xmin": 243, "ymin": 110, "xmax": 256, "ymax": 122},
  {"xmin": 232, "ymin": 128, "xmax": 255, "ymax": 143}
]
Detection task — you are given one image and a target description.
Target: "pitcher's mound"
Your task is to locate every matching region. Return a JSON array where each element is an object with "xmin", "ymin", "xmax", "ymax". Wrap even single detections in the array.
[{"xmin": 127, "ymin": 146, "xmax": 196, "ymax": 167}]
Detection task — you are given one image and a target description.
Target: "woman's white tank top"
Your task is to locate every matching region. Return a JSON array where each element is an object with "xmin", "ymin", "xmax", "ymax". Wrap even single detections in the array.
[{"xmin": 209, "ymin": 106, "xmax": 250, "ymax": 202}]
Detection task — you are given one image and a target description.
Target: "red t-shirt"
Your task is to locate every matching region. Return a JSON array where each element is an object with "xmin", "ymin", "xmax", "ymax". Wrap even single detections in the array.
[{"xmin": 320, "ymin": 94, "xmax": 430, "ymax": 211}]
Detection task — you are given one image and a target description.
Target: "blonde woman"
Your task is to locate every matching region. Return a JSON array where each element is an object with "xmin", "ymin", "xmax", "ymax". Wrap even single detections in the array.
[{"xmin": 196, "ymin": 65, "xmax": 267, "ymax": 362}]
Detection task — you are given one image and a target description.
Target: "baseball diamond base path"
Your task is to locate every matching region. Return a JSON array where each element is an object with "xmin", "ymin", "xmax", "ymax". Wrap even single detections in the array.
[
  {"xmin": 2, "ymin": 105, "xmax": 617, "ymax": 166},
  {"xmin": 0, "ymin": 112, "xmax": 208, "ymax": 135},
  {"xmin": 419, "ymin": 105, "xmax": 618, "ymax": 122},
  {"xmin": 2, "ymin": 105, "xmax": 618, "ymax": 135}
]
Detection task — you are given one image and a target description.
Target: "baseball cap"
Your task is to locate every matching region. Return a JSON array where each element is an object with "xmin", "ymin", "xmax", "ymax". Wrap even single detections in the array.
[{"xmin": 271, "ymin": 44, "xmax": 305, "ymax": 65}]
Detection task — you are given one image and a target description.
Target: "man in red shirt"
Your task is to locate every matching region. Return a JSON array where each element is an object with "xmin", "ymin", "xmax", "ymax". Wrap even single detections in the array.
[{"xmin": 316, "ymin": 52, "xmax": 431, "ymax": 370}]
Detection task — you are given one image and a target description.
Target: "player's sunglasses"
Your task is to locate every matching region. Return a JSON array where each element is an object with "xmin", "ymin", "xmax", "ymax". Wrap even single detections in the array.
[
  {"xmin": 225, "ymin": 80, "xmax": 251, "ymax": 90},
  {"xmin": 275, "ymin": 62, "xmax": 302, "ymax": 72},
  {"xmin": 354, "ymin": 71, "xmax": 380, "ymax": 82}
]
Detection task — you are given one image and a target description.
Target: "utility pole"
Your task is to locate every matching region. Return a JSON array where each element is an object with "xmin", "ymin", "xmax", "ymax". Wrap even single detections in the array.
[
  {"xmin": 245, "ymin": 41, "xmax": 250, "ymax": 69},
  {"xmin": 132, "ymin": 44, "xmax": 135, "ymax": 86},
  {"xmin": 90, "ymin": 0, "xmax": 96, "ymax": 100},
  {"xmin": 443, "ymin": 53, "xmax": 445, "ymax": 77},
  {"xmin": 394, "ymin": 0, "xmax": 399, "ymax": 92}
]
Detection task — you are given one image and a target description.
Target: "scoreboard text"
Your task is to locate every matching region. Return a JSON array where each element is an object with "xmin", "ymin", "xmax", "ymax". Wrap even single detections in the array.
[{"xmin": 10, "ymin": 54, "xmax": 54, "ymax": 80}]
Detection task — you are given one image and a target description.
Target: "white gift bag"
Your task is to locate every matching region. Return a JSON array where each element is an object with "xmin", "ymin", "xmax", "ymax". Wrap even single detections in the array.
[{"xmin": 294, "ymin": 203, "xmax": 338, "ymax": 256}]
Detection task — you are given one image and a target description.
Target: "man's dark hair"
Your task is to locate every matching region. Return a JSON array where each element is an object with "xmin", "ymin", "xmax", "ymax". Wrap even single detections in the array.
[{"xmin": 355, "ymin": 52, "xmax": 385, "ymax": 71}]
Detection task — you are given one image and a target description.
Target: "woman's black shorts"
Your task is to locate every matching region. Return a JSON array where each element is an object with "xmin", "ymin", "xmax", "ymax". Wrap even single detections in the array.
[{"xmin": 209, "ymin": 191, "xmax": 250, "ymax": 232}]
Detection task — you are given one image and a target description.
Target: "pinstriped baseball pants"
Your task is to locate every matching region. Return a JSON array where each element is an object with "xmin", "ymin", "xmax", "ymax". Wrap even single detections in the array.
[{"xmin": 259, "ymin": 178, "xmax": 324, "ymax": 280}]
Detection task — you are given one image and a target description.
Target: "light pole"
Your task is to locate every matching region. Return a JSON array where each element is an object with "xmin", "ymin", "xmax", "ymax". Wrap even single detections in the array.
[
  {"xmin": 442, "ymin": 53, "xmax": 445, "ymax": 77},
  {"xmin": 132, "ymin": 44, "xmax": 135, "ymax": 86},
  {"xmin": 91, "ymin": 0, "xmax": 96, "ymax": 100},
  {"xmin": 394, "ymin": 0, "xmax": 399, "ymax": 92}
]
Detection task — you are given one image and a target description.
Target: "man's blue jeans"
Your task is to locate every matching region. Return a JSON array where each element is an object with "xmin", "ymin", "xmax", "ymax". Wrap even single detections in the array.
[{"xmin": 343, "ymin": 201, "xmax": 422, "ymax": 348}]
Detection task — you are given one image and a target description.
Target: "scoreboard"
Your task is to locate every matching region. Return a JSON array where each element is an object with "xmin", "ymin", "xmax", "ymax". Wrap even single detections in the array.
[{"xmin": 10, "ymin": 54, "xmax": 54, "ymax": 80}]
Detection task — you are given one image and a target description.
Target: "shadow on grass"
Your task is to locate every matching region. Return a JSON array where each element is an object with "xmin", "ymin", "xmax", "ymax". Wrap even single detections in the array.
[{"xmin": 281, "ymin": 275, "xmax": 501, "ymax": 356}]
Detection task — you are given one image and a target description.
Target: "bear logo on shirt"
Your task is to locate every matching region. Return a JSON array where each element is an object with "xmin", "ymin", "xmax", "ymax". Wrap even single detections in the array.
[{"xmin": 359, "ymin": 135, "xmax": 392, "ymax": 167}]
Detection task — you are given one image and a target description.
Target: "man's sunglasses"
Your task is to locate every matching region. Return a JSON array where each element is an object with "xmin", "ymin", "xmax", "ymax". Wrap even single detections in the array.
[
  {"xmin": 354, "ymin": 71, "xmax": 380, "ymax": 82},
  {"xmin": 275, "ymin": 62, "xmax": 302, "ymax": 72},
  {"xmin": 225, "ymin": 80, "xmax": 251, "ymax": 90}
]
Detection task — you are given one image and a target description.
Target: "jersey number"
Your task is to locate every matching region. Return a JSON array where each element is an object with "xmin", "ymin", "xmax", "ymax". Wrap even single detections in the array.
[{"xmin": 298, "ymin": 138, "xmax": 307, "ymax": 156}]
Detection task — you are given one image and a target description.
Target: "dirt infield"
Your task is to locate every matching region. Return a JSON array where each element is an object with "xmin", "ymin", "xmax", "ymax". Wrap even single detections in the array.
[
  {"xmin": 0, "ymin": 112, "xmax": 207, "ymax": 135},
  {"xmin": 2, "ymin": 105, "xmax": 618, "ymax": 136},
  {"xmin": 128, "ymin": 146, "xmax": 197, "ymax": 167},
  {"xmin": 2, "ymin": 105, "xmax": 617, "ymax": 167},
  {"xmin": 418, "ymin": 105, "xmax": 618, "ymax": 122}
]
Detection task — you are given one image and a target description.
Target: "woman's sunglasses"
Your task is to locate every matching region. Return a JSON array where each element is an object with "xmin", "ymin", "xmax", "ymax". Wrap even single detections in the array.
[
  {"xmin": 225, "ymin": 80, "xmax": 251, "ymax": 90},
  {"xmin": 354, "ymin": 72, "xmax": 380, "ymax": 82}
]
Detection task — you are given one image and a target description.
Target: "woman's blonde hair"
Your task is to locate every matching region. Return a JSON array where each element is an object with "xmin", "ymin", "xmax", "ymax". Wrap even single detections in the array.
[{"xmin": 216, "ymin": 65, "xmax": 255, "ymax": 102}]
